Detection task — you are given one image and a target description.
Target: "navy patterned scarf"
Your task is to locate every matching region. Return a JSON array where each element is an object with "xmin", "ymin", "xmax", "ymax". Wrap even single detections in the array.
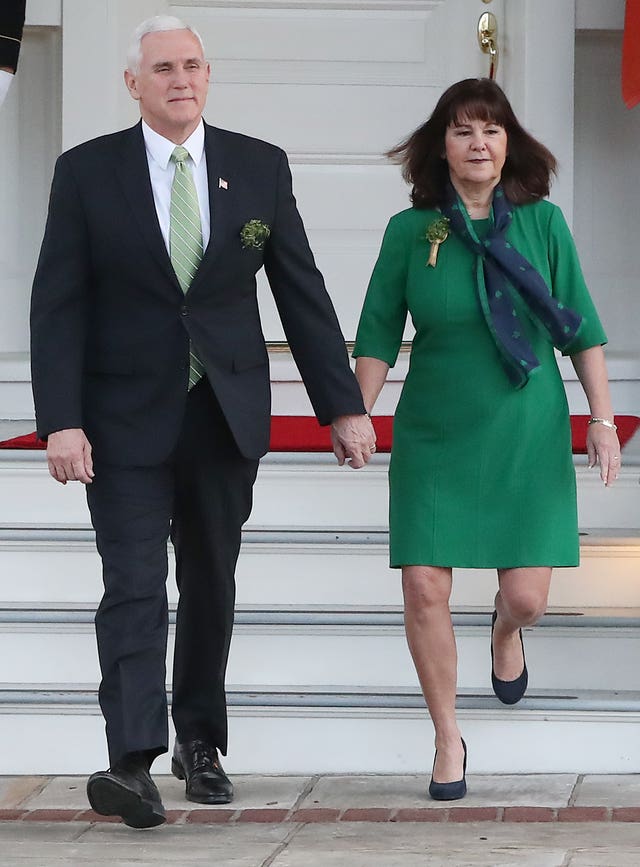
[{"xmin": 439, "ymin": 182, "xmax": 583, "ymax": 388}]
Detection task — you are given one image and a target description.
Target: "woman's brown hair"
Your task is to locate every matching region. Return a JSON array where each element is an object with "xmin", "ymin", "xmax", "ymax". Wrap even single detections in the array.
[{"xmin": 387, "ymin": 78, "xmax": 557, "ymax": 207}]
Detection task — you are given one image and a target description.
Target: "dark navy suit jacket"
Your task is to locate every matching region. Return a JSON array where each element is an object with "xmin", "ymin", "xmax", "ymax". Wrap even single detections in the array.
[{"xmin": 30, "ymin": 121, "xmax": 365, "ymax": 463}]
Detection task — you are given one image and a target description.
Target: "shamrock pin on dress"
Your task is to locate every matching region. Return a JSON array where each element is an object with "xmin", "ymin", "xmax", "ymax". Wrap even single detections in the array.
[{"xmin": 426, "ymin": 217, "xmax": 450, "ymax": 267}]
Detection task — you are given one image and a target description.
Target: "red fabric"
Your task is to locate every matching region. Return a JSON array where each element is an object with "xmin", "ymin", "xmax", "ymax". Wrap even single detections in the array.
[
  {"xmin": 269, "ymin": 415, "xmax": 393, "ymax": 452},
  {"xmin": 623, "ymin": 0, "xmax": 640, "ymax": 108},
  {"xmin": 1, "ymin": 416, "xmax": 638, "ymax": 454},
  {"xmin": 0, "ymin": 432, "xmax": 47, "ymax": 450}
]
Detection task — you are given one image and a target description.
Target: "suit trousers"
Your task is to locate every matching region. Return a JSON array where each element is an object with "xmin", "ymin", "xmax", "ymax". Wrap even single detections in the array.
[{"xmin": 86, "ymin": 378, "xmax": 259, "ymax": 766}]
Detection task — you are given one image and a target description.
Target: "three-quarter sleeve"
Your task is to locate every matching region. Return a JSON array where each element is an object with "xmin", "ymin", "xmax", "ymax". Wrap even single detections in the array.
[
  {"xmin": 547, "ymin": 206, "xmax": 608, "ymax": 355},
  {"xmin": 353, "ymin": 214, "xmax": 410, "ymax": 367}
]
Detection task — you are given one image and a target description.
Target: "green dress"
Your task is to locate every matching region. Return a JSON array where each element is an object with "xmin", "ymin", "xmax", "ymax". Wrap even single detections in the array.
[{"xmin": 353, "ymin": 201, "xmax": 607, "ymax": 568}]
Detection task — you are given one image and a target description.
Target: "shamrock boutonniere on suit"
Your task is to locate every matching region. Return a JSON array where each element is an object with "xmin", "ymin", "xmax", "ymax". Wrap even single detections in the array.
[{"xmin": 240, "ymin": 219, "xmax": 271, "ymax": 250}]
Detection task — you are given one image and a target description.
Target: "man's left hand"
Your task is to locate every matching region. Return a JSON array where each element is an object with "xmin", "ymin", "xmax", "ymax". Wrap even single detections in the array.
[{"xmin": 331, "ymin": 414, "xmax": 376, "ymax": 469}]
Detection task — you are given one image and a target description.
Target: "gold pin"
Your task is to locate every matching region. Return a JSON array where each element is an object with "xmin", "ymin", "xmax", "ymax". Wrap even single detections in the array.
[{"xmin": 426, "ymin": 217, "xmax": 450, "ymax": 267}]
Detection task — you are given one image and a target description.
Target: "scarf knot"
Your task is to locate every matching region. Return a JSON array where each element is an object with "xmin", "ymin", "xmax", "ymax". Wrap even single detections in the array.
[{"xmin": 439, "ymin": 183, "xmax": 582, "ymax": 388}]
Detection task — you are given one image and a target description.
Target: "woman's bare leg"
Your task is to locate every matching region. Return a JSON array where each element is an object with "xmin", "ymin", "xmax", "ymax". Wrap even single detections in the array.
[
  {"xmin": 493, "ymin": 567, "xmax": 552, "ymax": 680},
  {"xmin": 402, "ymin": 565, "xmax": 464, "ymax": 783}
]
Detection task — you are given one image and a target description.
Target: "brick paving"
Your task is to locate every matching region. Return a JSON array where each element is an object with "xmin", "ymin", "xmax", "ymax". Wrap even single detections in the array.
[
  {"xmin": 2, "ymin": 804, "xmax": 640, "ymax": 824},
  {"xmin": 2, "ymin": 774, "xmax": 640, "ymax": 866},
  {"xmin": 2, "ymin": 773, "xmax": 640, "ymax": 825}
]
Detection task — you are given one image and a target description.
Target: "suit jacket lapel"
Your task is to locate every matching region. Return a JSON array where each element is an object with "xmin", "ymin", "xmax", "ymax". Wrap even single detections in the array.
[
  {"xmin": 114, "ymin": 122, "xmax": 181, "ymax": 293},
  {"xmin": 189, "ymin": 123, "xmax": 232, "ymax": 289}
]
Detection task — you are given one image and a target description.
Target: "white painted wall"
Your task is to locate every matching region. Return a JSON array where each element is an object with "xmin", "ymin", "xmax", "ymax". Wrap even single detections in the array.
[
  {"xmin": 574, "ymin": 28, "xmax": 640, "ymax": 361},
  {"xmin": 188, "ymin": 0, "xmax": 495, "ymax": 343},
  {"xmin": 0, "ymin": 0, "xmax": 637, "ymax": 419}
]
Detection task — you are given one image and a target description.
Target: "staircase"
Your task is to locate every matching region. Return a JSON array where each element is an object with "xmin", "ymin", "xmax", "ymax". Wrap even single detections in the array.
[{"xmin": 1, "ymin": 445, "xmax": 639, "ymax": 776}]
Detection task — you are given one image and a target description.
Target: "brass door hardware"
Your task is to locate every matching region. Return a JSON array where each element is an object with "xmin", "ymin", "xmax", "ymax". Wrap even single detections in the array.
[{"xmin": 478, "ymin": 11, "xmax": 499, "ymax": 80}]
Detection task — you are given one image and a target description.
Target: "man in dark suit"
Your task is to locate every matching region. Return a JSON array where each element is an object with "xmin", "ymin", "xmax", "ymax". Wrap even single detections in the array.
[
  {"xmin": 0, "ymin": 0, "xmax": 26, "ymax": 108},
  {"xmin": 30, "ymin": 15, "xmax": 375, "ymax": 829}
]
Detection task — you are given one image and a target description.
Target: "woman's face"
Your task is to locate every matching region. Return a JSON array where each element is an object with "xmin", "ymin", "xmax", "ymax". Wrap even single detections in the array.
[{"xmin": 444, "ymin": 116, "xmax": 508, "ymax": 189}]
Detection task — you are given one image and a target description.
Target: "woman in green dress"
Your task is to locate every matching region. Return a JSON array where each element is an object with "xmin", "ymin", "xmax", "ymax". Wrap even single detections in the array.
[{"xmin": 353, "ymin": 79, "xmax": 621, "ymax": 801}]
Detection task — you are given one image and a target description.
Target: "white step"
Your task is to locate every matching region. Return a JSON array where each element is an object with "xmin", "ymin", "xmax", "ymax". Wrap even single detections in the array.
[
  {"xmin": 2, "ymin": 610, "xmax": 640, "ymax": 692},
  {"xmin": 1, "ymin": 686, "xmax": 639, "ymax": 775},
  {"xmin": 1, "ymin": 450, "xmax": 639, "ymax": 777},
  {"xmin": 1, "ymin": 531, "xmax": 640, "ymax": 609},
  {"xmin": 1, "ymin": 451, "xmax": 639, "ymax": 531}
]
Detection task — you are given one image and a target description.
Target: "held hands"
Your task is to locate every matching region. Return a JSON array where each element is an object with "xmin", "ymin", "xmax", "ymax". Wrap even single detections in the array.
[
  {"xmin": 331, "ymin": 414, "xmax": 377, "ymax": 469},
  {"xmin": 586, "ymin": 423, "xmax": 621, "ymax": 486},
  {"xmin": 47, "ymin": 428, "xmax": 94, "ymax": 485}
]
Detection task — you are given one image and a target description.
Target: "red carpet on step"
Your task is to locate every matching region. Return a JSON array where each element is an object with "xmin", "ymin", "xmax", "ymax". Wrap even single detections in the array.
[{"xmin": 0, "ymin": 415, "xmax": 638, "ymax": 454}]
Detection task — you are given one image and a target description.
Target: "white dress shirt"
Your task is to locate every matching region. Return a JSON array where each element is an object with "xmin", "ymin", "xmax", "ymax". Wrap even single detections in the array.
[
  {"xmin": 141, "ymin": 119, "xmax": 211, "ymax": 252},
  {"xmin": 0, "ymin": 70, "xmax": 14, "ymax": 108}
]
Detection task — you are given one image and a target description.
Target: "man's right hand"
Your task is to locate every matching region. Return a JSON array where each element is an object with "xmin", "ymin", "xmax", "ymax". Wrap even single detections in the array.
[{"xmin": 46, "ymin": 428, "xmax": 94, "ymax": 484}]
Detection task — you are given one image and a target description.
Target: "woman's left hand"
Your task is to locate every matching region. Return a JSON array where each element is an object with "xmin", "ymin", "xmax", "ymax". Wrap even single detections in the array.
[{"xmin": 586, "ymin": 424, "xmax": 621, "ymax": 486}]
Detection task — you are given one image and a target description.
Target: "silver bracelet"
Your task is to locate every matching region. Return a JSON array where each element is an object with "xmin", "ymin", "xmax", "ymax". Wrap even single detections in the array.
[{"xmin": 588, "ymin": 417, "xmax": 617, "ymax": 431}]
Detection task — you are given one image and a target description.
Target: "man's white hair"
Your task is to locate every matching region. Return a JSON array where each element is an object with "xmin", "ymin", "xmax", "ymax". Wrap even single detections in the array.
[{"xmin": 127, "ymin": 15, "xmax": 206, "ymax": 74}]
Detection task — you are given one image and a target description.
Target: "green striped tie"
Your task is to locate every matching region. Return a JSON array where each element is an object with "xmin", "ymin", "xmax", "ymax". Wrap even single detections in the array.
[{"xmin": 170, "ymin": 145, "xmax": 206, "ymax": 390}]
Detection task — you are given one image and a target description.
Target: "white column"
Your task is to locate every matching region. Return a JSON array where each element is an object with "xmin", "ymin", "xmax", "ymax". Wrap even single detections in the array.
[
  {"xmin": 0, "ymin": 26, "xmax": 60, "ymax": 360},
  {"xmin": 0, "ymin": 5, "xmax": 63, "ymax": 417},
  {"xmin": 503, "ymin": 0, "xmax": 576, "ymax": 225}
]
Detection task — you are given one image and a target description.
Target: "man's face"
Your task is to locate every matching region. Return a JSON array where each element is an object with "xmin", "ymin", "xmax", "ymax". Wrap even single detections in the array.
[{"xmin": 124, "ymin": 29, "xmax": 210, "ymax": 142}]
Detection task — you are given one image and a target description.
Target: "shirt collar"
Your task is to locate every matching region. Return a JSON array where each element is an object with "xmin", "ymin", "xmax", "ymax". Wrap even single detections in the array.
[{"xmin": 141, "ymin": 119, "xmax": 205, "ymax": 170}]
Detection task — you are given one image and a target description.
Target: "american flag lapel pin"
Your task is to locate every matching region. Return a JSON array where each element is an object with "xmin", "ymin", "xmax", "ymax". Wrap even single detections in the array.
[{"xmin": 218, "ymin": 177, "xmax": 228, "ymax": 190}]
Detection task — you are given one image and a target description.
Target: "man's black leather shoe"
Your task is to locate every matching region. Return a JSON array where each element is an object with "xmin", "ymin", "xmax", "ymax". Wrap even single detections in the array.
[
  {"xmin": 87, "ymin": 753, "xmax": 166, "ymax": 828},
  {"xmin": 172, "ymin": 739, "xmax": 233, "ymax": 804}
]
